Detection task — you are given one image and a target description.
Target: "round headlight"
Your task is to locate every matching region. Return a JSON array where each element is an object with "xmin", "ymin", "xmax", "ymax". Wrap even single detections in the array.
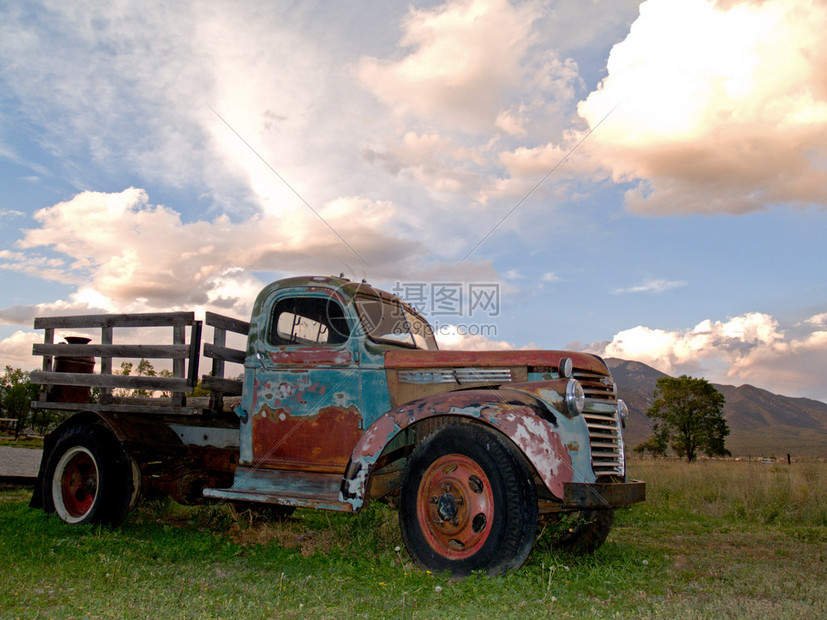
[
  {"xmin": 617, "ymin": 399, "xmax": 629, "ymax": 428},
  {"xmin": 558, "ymin": 357, "xmax": 573, "ymax": 378},
  {"xmin": 565, "ymin": 379, "xmax": 585, "ymax": 416}
]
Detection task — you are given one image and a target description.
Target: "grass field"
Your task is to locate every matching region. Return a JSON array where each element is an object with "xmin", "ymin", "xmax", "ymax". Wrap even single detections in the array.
[{"xmin": 1, "ymin": 459, "xmax": 825, "ymax": 619}]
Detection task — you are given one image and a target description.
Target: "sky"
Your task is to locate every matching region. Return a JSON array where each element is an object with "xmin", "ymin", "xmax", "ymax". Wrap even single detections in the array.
[{"xmin": 1, "ymin": 0, "xmax": 826, "ymax": 403}]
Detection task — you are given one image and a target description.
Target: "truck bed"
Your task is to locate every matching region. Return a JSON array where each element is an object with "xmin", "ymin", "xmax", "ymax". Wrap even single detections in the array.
[{"xmin": 30, "ymin": 311, "xmax": 247, "ymax": 416}]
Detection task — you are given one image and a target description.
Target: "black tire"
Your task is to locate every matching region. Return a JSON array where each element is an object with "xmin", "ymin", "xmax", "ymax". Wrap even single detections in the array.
[
  {"xmin": 545, "ymin": 509, "xmax": 614, "ymax": 554},
  {"xmin": 399, "ymin": 424, "xmax": 538, "ymax": 577},
  {"xmin": 42, "ymin": 424, "xmax": 134, "ymax": 526}
]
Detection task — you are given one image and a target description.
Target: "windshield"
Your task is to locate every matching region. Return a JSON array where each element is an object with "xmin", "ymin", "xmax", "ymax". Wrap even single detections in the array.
[{"xmin": 355, "ymin": 296, "xmax": 438, "ymax": 350}]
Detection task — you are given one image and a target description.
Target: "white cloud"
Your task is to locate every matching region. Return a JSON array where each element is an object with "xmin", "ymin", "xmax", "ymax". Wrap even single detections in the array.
[
  {"xmin": 435, "ymin": 323, "xmax": 515, "ymax": 351},
  {"xmin": 0, "ymin": 331, "xmax": 42, "ymax": 372},
  {"xmin": 804, "ymin": 313, "xmax": 827, "ymax": 327},
  {"xmin": 0, "ymin": 250, "xmax": 75, "ymax": 283},
  {"xmin": 2, "ymin": 188, "xmax": 503, "ymax": 323},
  {"xmin": 613, "ymin": 278, "xmax": 687, "ymax": 294},
  {"xmin": 576, "ymin": 0, "xmax": 827, "ymax": 214},
  {"xmin": 495, "ymin": 108, "xmax": 528, "ymax": 137},
  {"xmin": 358, "ymin": 0, "xmax": 542, "ymax": 132},
  {"xmin": 362, "ymin": 131, "xmax": 491, "ymax": 196},
  {"xmin": 593, "ymin": 311, "xmax": 827, "ymax": 401},
  {"xmin": 0, "ymin": 296, "xmax": 108, "ymax": 326},
  {"xmin": 355, "ymin": 0, "xmax": 587, "ymax": 207}
]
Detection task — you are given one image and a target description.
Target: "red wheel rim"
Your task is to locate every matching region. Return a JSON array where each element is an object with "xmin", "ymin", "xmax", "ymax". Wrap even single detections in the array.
[
  {"xmin": 416, "ymin": 454, "xmax": 494, "ymax": 560},
  {"xmin": 53, "ymin": 447, "xmax": 98, "ymax": 522}
]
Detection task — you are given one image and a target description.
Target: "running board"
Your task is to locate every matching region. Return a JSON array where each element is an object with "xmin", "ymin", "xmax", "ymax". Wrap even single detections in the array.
[{"xmin": 203, "ymin": 466, "xmax": 354, "ymax": 512}]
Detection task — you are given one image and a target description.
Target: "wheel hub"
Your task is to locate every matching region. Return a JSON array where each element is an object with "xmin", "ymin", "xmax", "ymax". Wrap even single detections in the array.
[{"xmin": 437, "ymin": 491, "xmax": 458, "ymax": 521}]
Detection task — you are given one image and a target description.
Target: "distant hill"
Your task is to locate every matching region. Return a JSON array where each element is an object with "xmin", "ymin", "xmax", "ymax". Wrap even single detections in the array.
[{"xmin": 606, "ymin": 358, "xmax": 827, "ymax": 458}]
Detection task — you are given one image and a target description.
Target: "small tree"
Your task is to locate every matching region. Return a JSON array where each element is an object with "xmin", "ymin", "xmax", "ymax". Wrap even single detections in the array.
[
  {"xmin": 1, "ymin": 366, "xmax": 41, "ymax": 439},
  {"xmin": 634, "ymin": 435, "xmax": 667, "ymax": 458},
  {"xmin": 116, "ymin": 359, "xmax": 158, "ymax": 397},
  {"xmin": 645, "ymin": 375, "xmax": 730, "ymax": 462}
]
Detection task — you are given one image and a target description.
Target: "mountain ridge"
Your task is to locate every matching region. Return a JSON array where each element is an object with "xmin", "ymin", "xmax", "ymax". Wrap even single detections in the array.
[{"xmin": 606, "ymin": 358, "xmax": 827, "ymax": 458}]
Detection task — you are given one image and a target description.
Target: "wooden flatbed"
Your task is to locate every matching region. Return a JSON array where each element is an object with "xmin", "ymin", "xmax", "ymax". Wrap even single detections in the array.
[{"xmin": 30, "ymin": 311, "xmax": 247, "ymax": 416}]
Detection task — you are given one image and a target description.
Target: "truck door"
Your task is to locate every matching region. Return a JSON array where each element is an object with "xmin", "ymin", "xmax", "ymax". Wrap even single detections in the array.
[{"xmin": 248, "ymin": 293, "xmax": 362, "ymax": 473}]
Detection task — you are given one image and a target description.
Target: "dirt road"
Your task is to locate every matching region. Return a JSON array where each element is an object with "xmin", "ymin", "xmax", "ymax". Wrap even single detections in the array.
[{"xmin": 0, "ymin": 446, "xmax": 42, "ymax": 477}]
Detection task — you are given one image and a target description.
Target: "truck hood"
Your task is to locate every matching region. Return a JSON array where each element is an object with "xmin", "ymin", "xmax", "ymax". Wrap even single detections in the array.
[
  {"xmin": 385, "ymin": 349, "xmax": 609, "ymax": 375},
  {"xmin": 384, "ymin": 349, "xmax": 611, "ymax": 409}
]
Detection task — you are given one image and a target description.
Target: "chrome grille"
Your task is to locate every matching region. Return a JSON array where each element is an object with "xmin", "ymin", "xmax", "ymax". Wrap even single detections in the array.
[
  {"xmin": 573, "ymin": 369, "xmax": 625, "ymax": 478},
  {"xmin": 397, "ymin": 368, "xmax": 513, "ymax": 385}
]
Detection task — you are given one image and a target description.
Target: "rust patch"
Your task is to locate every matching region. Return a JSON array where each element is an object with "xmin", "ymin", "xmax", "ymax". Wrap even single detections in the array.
[
  {"xmin": 268, "ymin": 348, "xmax": 352, "ymax": 365},
  {"xmin": 252, "ymin": 405, "xmax": 362, "ymax": 472}
]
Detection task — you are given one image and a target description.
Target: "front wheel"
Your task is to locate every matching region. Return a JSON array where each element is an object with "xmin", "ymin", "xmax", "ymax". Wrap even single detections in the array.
[
  {"xmin": 399, "ymin": 424, "xmax": 538, "ymax": 577},
  {"xmin": 42, "ymin": 425, "xmax": 134, "ymax": 526}
]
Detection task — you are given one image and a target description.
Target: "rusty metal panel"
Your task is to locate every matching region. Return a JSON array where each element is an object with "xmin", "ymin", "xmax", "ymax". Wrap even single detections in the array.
[
  {"xmin": 251, "ymin": 405, "xmax": 362, "ymax": 472},
  {"xmin": 384, "ymin": 349, "xmax": 609, "ymax": 374},
  {"xmin": 266, "ymin": 348, "xmax": 353, "ymax": 366},
  {"xmin": 386, "ymin": 365, "xmax": 528, "ymax": 409}
]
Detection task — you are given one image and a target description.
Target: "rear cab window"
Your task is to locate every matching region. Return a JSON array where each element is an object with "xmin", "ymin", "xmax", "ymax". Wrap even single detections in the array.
[{"xmin": 268, "ymin": 297, "xmax": 350, "ymax": 346}]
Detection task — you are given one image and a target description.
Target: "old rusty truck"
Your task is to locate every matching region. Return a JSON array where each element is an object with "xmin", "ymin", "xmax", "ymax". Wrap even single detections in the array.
[{"xmin": 29, "ymin": 275, "xmax": 644, "ymax": 576}]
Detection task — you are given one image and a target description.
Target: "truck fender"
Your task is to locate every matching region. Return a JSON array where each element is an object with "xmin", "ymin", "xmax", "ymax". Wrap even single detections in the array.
[{"xmin": 340, "ymin": 389, "xmax": 574, "ymax": 510}]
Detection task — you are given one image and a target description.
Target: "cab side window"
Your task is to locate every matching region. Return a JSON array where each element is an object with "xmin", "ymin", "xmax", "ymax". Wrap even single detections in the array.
[{"xmin": 269, "ymin": 297, "xmax": 349, "ymax": 346}]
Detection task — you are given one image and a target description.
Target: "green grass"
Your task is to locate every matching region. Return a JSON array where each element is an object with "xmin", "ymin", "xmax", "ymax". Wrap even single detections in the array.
[
  {"xmin": 0, "ymin": 436, "xmax": 44, "ymax": 449},
  {"xmin": 1, "ymin": 460, "xmax": 825, "ymax": 618}
]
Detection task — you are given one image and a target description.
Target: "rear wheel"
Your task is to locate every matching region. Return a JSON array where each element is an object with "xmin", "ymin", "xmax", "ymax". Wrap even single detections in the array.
[
  {"xmin": 544, "ymin": 509, "xmax": 614, "ymax": 554},
  {"xmin": 42, "ymin": 425, "xmax": 133, "ymax": 526},
  {"xmin": 399, "ymin": 424, "xmax": 537, "ymax": 576}
]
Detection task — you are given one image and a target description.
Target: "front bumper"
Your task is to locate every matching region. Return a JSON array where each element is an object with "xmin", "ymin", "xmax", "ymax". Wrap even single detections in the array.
[{"xmin": 563, "ymin": 479, "xmax": 646, "ymax": 509}]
